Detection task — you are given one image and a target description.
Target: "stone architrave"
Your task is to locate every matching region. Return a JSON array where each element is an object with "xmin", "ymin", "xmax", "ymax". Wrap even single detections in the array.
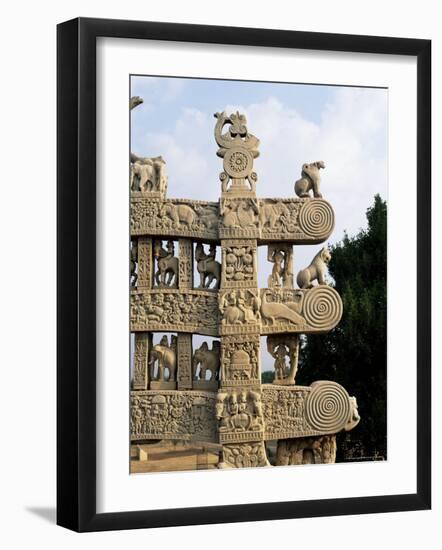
[{"xmin": 129, "ymin": 100, "xmax": 360, "ymax": 469}]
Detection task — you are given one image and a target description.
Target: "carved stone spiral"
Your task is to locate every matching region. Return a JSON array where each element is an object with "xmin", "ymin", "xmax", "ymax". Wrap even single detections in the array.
[
  {"xmin": 302, "ymin": 286, "xmax": 342, "ymax": 330},
  {"xmin": 299, "ymin": 199, "xmax": 334, "ymax": 239},
  {"xmin": 305, "ymin": 382, "xmax": 351, "ymax": 433}
]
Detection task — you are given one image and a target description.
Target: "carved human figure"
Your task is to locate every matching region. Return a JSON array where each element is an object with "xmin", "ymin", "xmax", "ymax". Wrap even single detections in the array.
[
  {"xmin": 193, "ymin": 341, "xmax": 220, "ymax": 381},
  {"xmin": 154, "ymin": 240, "xmax": 178, "ymax": 287},
  {"xmin": 294, "ymin": 160, "xmax": 325, "ymax": 198},
  {"xmin": 267, "ymin": 245, "xmax": 294, "ymax": 288},
  {"xmin": 195, "ymin": 243, "xmax": 221, "ymax": 289},
  {"xmin": 296, "ymin": 247, "xmax": 331, "ymax": 289}
]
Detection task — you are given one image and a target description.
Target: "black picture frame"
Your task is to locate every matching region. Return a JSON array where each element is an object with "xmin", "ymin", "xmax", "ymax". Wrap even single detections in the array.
[{"xmin": 57, "ymin": 17, "xmax": 431, "ymax": 532}]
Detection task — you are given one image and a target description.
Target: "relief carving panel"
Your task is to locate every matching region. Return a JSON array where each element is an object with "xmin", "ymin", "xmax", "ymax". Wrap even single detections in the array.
[
  {"xmin": 131, "ymin": 289, "xmax": 219, "ymax": 335},
  {"xmin": 130, "ymin": 390, "xmax": 217, "ymax": 441}
]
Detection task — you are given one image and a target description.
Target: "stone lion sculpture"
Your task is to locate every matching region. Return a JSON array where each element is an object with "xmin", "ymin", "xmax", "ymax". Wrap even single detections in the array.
[
  {"xmin": 296, "ymin": 247, "xmax": 331, "ymax": 289},
  {"xmin": 294, "ymin": 160, "xmax": 325, "ymax": 198}
]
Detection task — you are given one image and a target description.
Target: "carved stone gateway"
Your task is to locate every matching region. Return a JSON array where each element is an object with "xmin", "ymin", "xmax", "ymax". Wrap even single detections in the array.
[{"xmin": 130, "ymin": 99, "xmax": 359, "ymax": 470}]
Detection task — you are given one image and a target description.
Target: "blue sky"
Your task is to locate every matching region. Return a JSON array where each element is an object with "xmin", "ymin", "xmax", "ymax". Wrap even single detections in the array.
[{"xmin": 130, "ymin": 75, "xmax": 388, "ymax": 371}]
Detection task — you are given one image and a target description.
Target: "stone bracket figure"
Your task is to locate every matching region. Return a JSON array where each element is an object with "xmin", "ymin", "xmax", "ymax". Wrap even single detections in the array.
[
  {"xmin": 267, "ymin": 244, "xmax": 293, "ymax": 288},
  {"xmin": 296, "ymin": 247, "xmax": 331, "ymax": 289},
  {"xmin": 267, "ymin": 335, "xmax": 300, "ymax": 385},
  {"xmin": 294, "ymin": 160, "xmax": 325, "ymax": 198}
]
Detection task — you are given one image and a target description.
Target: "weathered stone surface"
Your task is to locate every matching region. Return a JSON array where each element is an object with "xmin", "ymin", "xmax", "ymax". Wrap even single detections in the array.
[
  {"xmin": 131, "ymin": 289, "xmax": 219, "ymax": 335},
  {"xmin": 129, "ymin": 103, "xmax": 359, "ymax": 469},
  {"xmin": 130, "ymin": 381, "xmax": 360, "ymax": 443},
  {"xmin": 130, "ymin": 390, "xmax": 217, "ymax": 441}
]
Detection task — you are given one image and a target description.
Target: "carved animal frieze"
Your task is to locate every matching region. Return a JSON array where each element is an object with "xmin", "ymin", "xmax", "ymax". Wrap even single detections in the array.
[
  {"xmin": 130, "ymin": 197, "xmax": 220, "ymax": 240},
  {"xmin": 219, "ymin": 198, "xmax": 259, "ymax": 238},
  {"xmin": 130, "ymin": 289, "xmax": 219, "ymax": 335},
  {"xmin": 130, "ymin": 390, "xmax": 217, "ymax": 441},
  {"xmin": 294, "ymin": 160, "xmax": 325, "ymax": 198},
  {"xmin": 260, "ymin": 286, "xmax": 343, "ymax": 334},
  {"xmin": 259, "ymin": 198, "xmax": 334, "ymax": 243}
]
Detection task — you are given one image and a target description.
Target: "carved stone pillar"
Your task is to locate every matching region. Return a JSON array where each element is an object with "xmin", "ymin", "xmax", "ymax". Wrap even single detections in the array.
[
  {"xmin": 177, "ymin": 333, "xmax": 193, "ymax": 390},
  {"xmin": 178, "ymin": 238, "xmax": 193, "ymax": 290},
  {"xmin": 132, "ymin": 332, "xmax": 151, "ymax": 390},
  {"xmin": 137, "ymin": 237, "xmax": 153, "ymax": 289}
]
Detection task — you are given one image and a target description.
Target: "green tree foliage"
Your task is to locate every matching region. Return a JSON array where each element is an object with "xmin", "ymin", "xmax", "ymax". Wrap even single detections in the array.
[{"xmin": 297, "ymin": 195, "xmax": 387, "ymax": 461}]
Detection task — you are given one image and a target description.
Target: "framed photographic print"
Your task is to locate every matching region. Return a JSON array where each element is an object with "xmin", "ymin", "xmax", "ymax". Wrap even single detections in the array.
[{"xmin": 57, "ymin": 17, "xmax": 431, "ymax": 532}]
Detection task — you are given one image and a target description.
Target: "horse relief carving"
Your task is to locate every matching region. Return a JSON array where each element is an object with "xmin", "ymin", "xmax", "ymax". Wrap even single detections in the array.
[
  {"xmin": 195, "ymin": 243, "xmax": 221, "ymax": 289},
  {"xmin": 294, "ymin": 160, "xmax": 325, "ymax": 198},
  {"xmin": 153, "ymin": 240, "xmax": 179, "ymax": 288}
]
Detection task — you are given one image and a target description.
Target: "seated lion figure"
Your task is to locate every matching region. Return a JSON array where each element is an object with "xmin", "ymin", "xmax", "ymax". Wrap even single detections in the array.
[
  {"xmin": 294, "ymin": 160, "xmax": 325, "ymax": 198},
  {"xmin": 296, "ymin": 247, "xmax": 331, "ymax": 289}
]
